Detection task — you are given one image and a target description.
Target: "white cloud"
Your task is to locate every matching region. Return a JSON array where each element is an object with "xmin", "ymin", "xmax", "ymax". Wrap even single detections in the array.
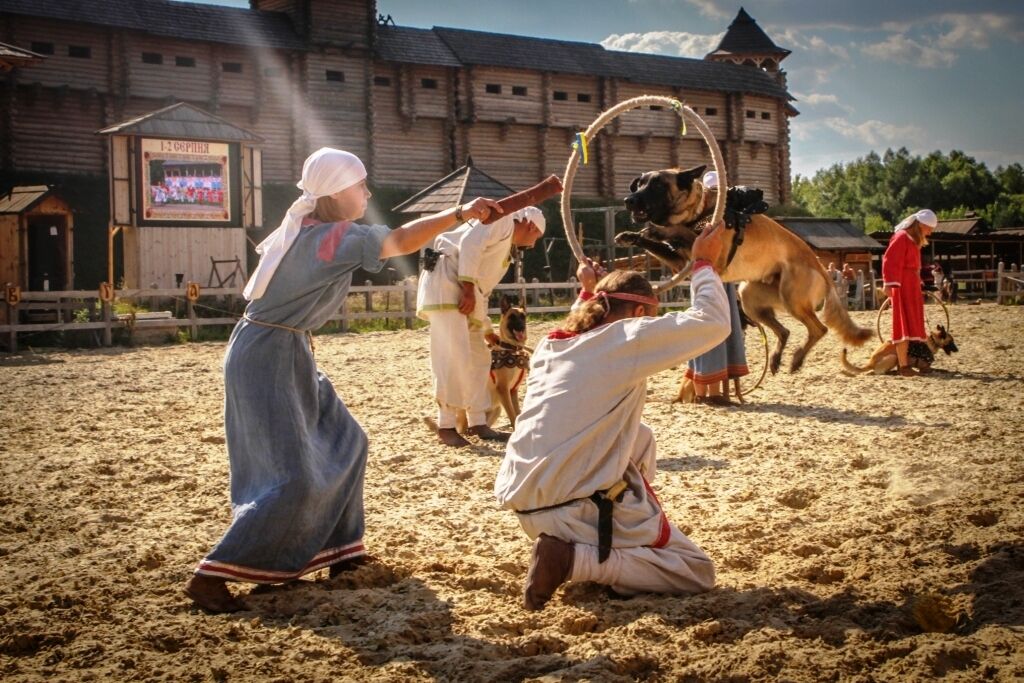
[
  {"xmin": 822, "ymin": 117, "xmax": 925, "ymax": 147},
  {"xmin": 600, "ymin": 31, "xmax": 723, "ymax": 58},
  {"xmin": 935, "ymin": 12, "xmax": 1024, "ymax": 50},
  {"xmin": 681, "ymin": 0, "xmax": 731, "ymax": 20},
  {"xmin": 791, "ymin": 91, "xmax": 854, "ymax": 114},
  {"xmin": 860, "ymin": 34, "xmax": 956, "ymax": 68}
]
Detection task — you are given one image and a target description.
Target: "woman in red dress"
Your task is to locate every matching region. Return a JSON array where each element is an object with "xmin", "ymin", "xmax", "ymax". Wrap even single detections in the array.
[{"xmin": 882, "ymin": 209, "xmax": 937, "ymax": 376}]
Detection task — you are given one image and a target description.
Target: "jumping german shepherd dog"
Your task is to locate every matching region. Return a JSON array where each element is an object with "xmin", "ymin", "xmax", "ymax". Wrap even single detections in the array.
[
  {"xmin": 617, "ymin": 165, "xmax": 872, "ymax": 372},
  {"xmin": 841, "ymin": 324, "xmax": 958, "ymax": 375}
]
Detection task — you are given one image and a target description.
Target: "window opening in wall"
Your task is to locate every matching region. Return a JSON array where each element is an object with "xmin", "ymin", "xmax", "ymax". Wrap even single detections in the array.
[
  {"xmin": 222, "ymin": 62, "xmax": 243, "ymax": 73},
  {"xmin": 705, "ymin": 107, "xmax": 718, "ymax": 116},
  {"xmin": 577, "ymin": 93, "xmax": 592, "ymax": 103},
  {"xmin": 649, "ymin": 105, "xmax": 663, "ymax": 111},
  {"xmin": 68, "ymin": 45, "xmax": 91, "ymax": 59},
  {"xmin": 761, "ymin": 111, "xmax": 771, "ymax": 120},
  {"xmin": 326, "ymin": 70, "xmax": 345, "ymax": 82},
  {"xmin": 31, "ymin": 42, "xmax": 54, "ymax": 55},
  {"xmin": 142, "ymin": 52, "xmax": 163, "ymax": 65},
  {"xmin": 421, "ymin": 78, "xmax": 438, "ymax": 89},
  {"xmin": 176, "ymin": 56, "xmax": 196, "ymax": 67},
  {"xmin": 746, "ymin": 109, "xmax": 756, "ymax": 118},
  {"xmin": 485, "ymin": 83, "xmax": 502, "ymax": 94},
  {"xmin": 553, "ymin": 91, "xmax": 568, "ymax": 101},
  {"xmin": 512, "ymin": 86, "xmax": 527, "ymax": 96},
  {"xmin": 374, "ymin": 76, "xmax": 392, "ymax": 86}
]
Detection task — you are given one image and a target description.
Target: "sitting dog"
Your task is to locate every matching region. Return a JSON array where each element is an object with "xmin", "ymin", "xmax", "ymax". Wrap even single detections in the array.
[
  {"xmin": 616, "ymin": 165, "xmax": 872, "ymax": 373},
  {"xmin": 423, "ymin": 295, "xmax": 531, "ymax": 436},
  {"xmin": 486, "ymin": 295, "xmax": 531, "ymax": 427},
  {"xmin": 841, "ymin": 324, "xmax": 958, "ymax": 375}
]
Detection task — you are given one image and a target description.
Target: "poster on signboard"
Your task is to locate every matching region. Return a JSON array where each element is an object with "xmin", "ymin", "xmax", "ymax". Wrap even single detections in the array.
[{"xmin": 140, "ymin": 138, "xmax": 233, "ymax": 224}]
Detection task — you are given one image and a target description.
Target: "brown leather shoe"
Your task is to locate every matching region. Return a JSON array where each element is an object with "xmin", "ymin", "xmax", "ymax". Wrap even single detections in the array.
[
  {"xmin": 466, "ymin": 425, "xmax": 511, "ymax": 442},
  {"xmin": 523, "ymin": 534, "xmax": 574, "ymax": 611},
  {"xmin": 438, "ymin": 428, "xmax": 471, "ymax": 447}
]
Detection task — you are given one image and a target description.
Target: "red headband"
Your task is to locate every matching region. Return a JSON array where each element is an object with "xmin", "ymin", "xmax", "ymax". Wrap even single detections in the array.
[{"xmin": 596, "ymin": 291, "xmax": 660, "ymax": 307}]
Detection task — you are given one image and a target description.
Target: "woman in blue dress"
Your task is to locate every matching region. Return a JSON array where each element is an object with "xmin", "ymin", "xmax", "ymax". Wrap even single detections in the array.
[{"xmin": 185, "ymin": 148, "xmax": 502, "ymax": 612}]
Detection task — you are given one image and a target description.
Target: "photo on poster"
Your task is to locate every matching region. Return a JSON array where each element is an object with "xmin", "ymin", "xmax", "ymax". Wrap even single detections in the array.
[{"xmin": 141, "ymin": 138, "xmax": 232, "ymax": 223}]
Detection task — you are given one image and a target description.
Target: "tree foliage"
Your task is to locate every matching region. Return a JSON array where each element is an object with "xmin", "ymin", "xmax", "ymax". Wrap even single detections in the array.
[{"xmin": 791, "ymin": 149, "xmax": 1022, "ymax": 231}]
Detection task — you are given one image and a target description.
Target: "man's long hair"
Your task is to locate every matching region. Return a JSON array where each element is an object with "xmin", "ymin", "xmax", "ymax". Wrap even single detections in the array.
[{"xmin": 563, "ymin": 270, "xmax": 655, "ymax": 334}]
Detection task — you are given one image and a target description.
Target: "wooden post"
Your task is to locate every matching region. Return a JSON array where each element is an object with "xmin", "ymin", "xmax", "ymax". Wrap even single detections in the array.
[
  {"xmin": 340, "ymin": 298, "xmax": 349, "ymax": 333},
  {"xmin": 364, "ymin": 280, "xmax": 373, "ymax": 315},
  {"xmin": 6, "ymin": 301, "xmax": 15, "ymax": 353},
  {"xmin": 102, "ymin": 299, "xmax": 112, "ymax": 347},
  {"xmin": 530, "ymin": 278, "xmax": 540, "ymax": 308},
  {"xmin": 997, "ymin": 261, "xmax": 1005, "ymax": 304},
  {"xmin": 403, "ymin": 286, "xmax": 413, "ymax": 329}
]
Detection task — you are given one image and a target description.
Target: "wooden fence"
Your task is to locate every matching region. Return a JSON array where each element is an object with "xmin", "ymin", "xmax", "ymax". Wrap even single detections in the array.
[
  {"xmin": 5, "ymin": 265, "xmax": 1020, "ymax": 353},
  {"xmin": 1, "ymin": 278, "xmax": 692, "ymax": 352}
]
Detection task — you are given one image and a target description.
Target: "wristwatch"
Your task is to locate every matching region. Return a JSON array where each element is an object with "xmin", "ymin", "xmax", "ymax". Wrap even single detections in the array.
[{"xmin": 454, "ymin": 204, "xmax": 464, "ymax": 222}]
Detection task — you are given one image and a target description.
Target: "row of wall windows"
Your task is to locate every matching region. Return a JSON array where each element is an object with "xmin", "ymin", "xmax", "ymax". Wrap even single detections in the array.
[
  {"xmin": 30, "ymin": 41, "xmax": 90, "ymax": 58},
  {"xmin": 373, "ymin": 76, "xmax": 441, "ymax": 89},
  {"xmin": 746, "ymin": 109, "xmax": 772, "ymax": 120}
]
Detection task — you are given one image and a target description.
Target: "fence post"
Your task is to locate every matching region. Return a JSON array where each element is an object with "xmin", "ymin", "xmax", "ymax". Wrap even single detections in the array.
[
  {"xmin": 6, "ymin": 301, "xmax": 16, "ymax": 352},
  {"xmin": 102, "ymin": 299, "xmax": 113, "ymax": 347},
  {"xmin": 340, "ymin": 298, "xmax": 349, "ymax": 333},
  {"xmin": 403, "ymin": 285, "xmax": 413, "ymax": 329},
  {"xmin": 530, "ymin": 278, "xmax": 540, "ymax": 308},
  {"xmin": 187, "ymin": 298, "xmax": 198, "ymax": 340},
  {"xmin": 364, "ymin": 280, "xmax": 373, "ymax": 315},
  {"xmin": 997, "ymin": 262, "xmax": 1005, "ymax": 304}
]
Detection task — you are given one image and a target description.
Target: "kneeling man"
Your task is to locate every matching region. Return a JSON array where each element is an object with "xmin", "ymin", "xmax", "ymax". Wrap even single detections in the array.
[{"xmin": 494, "ymin": 224, "xmax": 730, "ymax": 609}]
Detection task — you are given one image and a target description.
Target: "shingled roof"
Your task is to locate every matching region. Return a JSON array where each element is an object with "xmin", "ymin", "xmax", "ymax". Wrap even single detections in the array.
[
  {"xmin": 0, "ymin": 40, "xmax": 44, "ymax": 71},
  {"xmin": 935, "ymin": 217, "xmax": 987, "ymax": 236},
  {"xmin": 775, "ymin": 217, "xmax": 884, "ymax": 252},
  {"xmin": 97, "ymin": 102, "xmax": 263, "ymax": 143},
  {"xmin": 0, "ymin": 0, "xmax": 304, "ymax": 51},
  {"xmin": 708, "ymin": 7, "xmax": 790, "ymax": 58},
  {"xmin": 608, "ymin": 50, "xmax": 791, "ymax": 100},
  {"xmin": 433, "ymin": 27, "xmax": 630, "ymax": 78},
  {"xmin": 0, "ymin": 186, "xmax": 57, "ymax": 214},
  {"xmin": 393, "ymin": 157, "xmax": 514, "ymax": 214},
  {"xmin": 376, "ymin": 26, "xmax": 461, "ymax": 67}
]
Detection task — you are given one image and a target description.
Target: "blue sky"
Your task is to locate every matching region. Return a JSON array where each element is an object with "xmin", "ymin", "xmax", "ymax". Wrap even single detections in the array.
[{"xmin": 209, "ymin": 0, "xmax": 1023, "ymax": 179}]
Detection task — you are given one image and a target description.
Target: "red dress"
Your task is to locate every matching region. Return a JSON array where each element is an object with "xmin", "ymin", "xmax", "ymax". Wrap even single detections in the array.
[{"xmin": 882, "ymin": 230, "xmax": 926, "ymax": 342}]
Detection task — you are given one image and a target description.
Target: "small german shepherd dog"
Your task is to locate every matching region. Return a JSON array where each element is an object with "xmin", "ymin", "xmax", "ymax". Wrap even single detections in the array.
[
  {"xmin": 841, "ymin": 324, "xmax": 958, "ymax": 375},
  {"xmin": 617, "ymin": 165, "xmax": 872, "ymax": 373},
  {"xmin": 487, "ymin": 295, "xmax": 531, "ymax": 427}
]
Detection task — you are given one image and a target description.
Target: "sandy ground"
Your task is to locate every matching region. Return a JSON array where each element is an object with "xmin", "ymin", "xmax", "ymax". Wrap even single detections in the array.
[{"xmin": 1, "ymin": 303, "xmax": 1023, "ymax": 682}]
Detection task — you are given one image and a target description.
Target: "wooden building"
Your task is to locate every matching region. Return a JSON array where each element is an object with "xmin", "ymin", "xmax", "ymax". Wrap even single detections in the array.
[
  {"xmin": 774, "ymin": 217, "xmax": 884, "ymax": 274},
  {"xmin": 0, "ymin": 185, "xmax": 74, "ymax": 324},
  {"xmin": 0, "ymin": 1, "xmax": 795, "ymax": 196},
  {"xmin": 97, "ymin": 102, "xmax": 264, "ymax": 289},
  {"xmin": 873, "ymin": 217, "xmax": 1024, "ymax": 272}
]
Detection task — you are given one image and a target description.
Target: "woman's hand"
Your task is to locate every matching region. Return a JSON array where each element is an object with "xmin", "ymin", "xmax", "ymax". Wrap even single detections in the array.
[
  {"xmin": 576, "ymin": 257, "xmax": 607, "ymax": 294},
  {"xmin": 460, "ymin": 198, "xmax": 504, "ymax": 223},
  {"xmin": 458, "ymin": 281, "xmax": 476, "ymax": 315},
  {"xmin": 691, "ymin": 221, "xmax": 725, "ymax": 264}
]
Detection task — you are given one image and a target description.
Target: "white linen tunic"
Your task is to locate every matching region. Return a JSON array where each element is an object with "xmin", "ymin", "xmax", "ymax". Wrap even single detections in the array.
[{"xmin": 494, "ymin": 266, "xmax": 730, "ymax": 595}]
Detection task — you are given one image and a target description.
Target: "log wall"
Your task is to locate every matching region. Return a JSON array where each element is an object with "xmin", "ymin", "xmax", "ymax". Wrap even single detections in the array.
[{"xmin": 122, "ymin": 226, "xmax": 247, "ymax": 289}]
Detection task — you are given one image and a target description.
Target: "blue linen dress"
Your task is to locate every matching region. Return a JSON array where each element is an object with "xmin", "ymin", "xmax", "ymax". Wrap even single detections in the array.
[
  {"xmin": 196, "ymin": 218, "xmax": 390, "ymax": 583},
  {"xmin": 685, "ymin": 283, "xmax": 748, "ymax": 386}
]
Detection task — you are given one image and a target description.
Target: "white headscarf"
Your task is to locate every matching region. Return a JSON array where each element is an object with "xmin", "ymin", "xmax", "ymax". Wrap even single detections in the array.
[
  {"xmin": 894, "ymin": 208, "xmax": 937, "ymax": 232},
  {"xmin": 702, "ymin": 171, "xmax": 719, "ymax": 189},
  {"xmin": 243, "ymin": 147, "xmax": 367, "ymax": 300},
  {"xmin": 512, "ymin": 206, "xmax": 545, "ymax": 235}
]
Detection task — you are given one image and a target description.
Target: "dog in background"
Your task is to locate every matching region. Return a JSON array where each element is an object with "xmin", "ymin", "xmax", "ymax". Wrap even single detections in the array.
[
  {"xmin": 616, "ymin": 165, "xmax": 873, "ymax": 373},
  {"xmin": 841, "ymin": 324, "xmax": 958, "ymax": 375},
  {"xmin": 423, "ymin": 295, "xmax": 531, "ymax": 436}
]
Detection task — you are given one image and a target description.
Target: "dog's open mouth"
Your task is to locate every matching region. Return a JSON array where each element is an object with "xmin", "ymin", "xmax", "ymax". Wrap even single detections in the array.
[
  {"xmin": 630, "ymin": 209, "xmax": 649, "ymax": 224},
  {"xmin": 514, "ymin": 331, "xmax": 526, "ymax": 343}
]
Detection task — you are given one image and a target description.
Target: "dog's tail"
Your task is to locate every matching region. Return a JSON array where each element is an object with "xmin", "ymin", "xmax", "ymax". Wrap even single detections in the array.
[
  {"xmin": 840, "ymin": 348, "xmax": 871, "ymax": 376},
  {"xmin": 821, "ymin": 276, "xmax": 873, "ymax": 347}
]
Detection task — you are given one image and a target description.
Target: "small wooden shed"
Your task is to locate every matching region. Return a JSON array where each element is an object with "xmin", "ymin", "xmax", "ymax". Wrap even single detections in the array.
[
  {"xmin": 774, "ymin": 217, "xmax": 884, "ymax": 274},
  {"xmin": 96, "ymin": 102, "xmax": 263, "ymax": 289},
  {"xmin": 392, "ymin": 156, "xmax": 513, "ymax": 216},
  {"xmin": 0, "ymin": 185, "xmax": 75, "ymax": 291}
]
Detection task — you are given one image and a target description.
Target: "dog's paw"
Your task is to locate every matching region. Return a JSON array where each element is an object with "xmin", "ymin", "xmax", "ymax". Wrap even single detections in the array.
[{"xmin": 614, "ymin": 231, "xmax": 643, "ymax": 246}]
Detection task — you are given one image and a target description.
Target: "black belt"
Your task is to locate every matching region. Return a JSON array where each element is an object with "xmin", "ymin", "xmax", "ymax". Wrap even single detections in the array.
[{"xmin": 517, "ymin": 481, "xmax": 628, "ymax": 563}]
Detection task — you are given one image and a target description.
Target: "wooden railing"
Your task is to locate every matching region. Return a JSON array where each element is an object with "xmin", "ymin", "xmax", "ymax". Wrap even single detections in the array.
[{"xmin": 1, "ymin": 278, "xmax": 694, "ymax": 352}]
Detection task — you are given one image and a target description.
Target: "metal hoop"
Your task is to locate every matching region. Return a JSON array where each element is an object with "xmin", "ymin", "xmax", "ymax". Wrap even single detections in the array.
[
  {"xmin": 875, "ymin": 290, "xmax": 951, "ymax": 343},
  {"xmin": 560, "ymin": 96, "xmax": 728, "ymax": 293}
]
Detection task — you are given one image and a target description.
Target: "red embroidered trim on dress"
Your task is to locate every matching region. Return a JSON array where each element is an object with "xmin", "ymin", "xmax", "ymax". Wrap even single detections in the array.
[{"xmin": 317, "ymin": 221, "xmax": 353, "ymax": 262}]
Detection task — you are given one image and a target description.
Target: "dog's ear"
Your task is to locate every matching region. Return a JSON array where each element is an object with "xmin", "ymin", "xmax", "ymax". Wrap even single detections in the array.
[
  {"xmin": 675, "ymin": 165, "xmax": 707, "ymax": 190},
  {"xmin": 937, "ymin": 324, "xmax": 946, "ymax": 334},
  {"xmin": 629, "ymin": 176, "xmax": 641, "ymax": 193},
  {"xmin": 499, "ymin": 295, "xmax": 511, "ymax": 314}
]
